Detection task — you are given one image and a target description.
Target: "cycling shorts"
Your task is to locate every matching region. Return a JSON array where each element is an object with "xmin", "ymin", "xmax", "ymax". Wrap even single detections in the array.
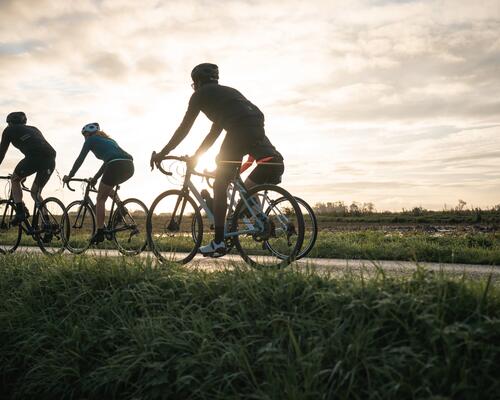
[
  {"xmin": 101, "ymin": 159, "xmax": 134, "ymax": 186},
  {"xmin": 14, "ymin": 156, "xmax": 55, "ymax": 189},
  {"xmin": 215, "ymin": 125, "xmax": 282, "ymax": 183},
  {"xmin": 247, "ymin": 156, "xmax": 284, "ymax": 184}
]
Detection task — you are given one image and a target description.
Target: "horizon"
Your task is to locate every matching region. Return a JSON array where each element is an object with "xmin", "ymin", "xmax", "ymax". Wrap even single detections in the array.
[{"xmin": 1, "ymin": 0, "xmax": 499, "ymax": 211}]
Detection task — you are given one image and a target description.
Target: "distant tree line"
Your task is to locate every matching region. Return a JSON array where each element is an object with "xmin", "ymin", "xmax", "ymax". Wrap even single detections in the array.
[
  {"xmin": 313, "ymin": 201, "xmax": 375, "ymax": 215},
  {"xmin": 314, "ymin": 199, "xmax": 500, "ymax": 216}
]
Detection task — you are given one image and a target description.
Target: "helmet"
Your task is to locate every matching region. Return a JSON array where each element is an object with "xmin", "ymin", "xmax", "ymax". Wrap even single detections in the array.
[
  {"xmin": 191, "ymin": 63, "xmax": 219, "ymax": 84},
  {"xmin": 81, "ymin": 122, "xmax": 100, "ymax": 135},
  {"xmin": 6, "ymin": 111, "xmax": 27, "ymax": 125}
]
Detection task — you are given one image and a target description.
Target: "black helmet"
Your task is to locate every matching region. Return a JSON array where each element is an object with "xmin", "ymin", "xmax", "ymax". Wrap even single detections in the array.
[
  {"xmin": 6, "ymin": 111, "xmax": 27, "ymax": 125},
  {"xmin": 191, "ymin": 63, "xmax": 219, "ymax": 84}
]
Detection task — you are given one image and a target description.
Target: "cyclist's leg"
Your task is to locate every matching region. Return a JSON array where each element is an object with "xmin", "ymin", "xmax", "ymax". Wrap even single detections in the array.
[
  {"xmin": 102, "ymin": 160, "xmax": 134, "ymax": 215},
  {"xmin": 97, "ymin": 160, "xmax": 134, "ymax": 233},
  {"xmin": 11, "ymin": 158, "xmax": 37, "ymax": 223},
  {"xmin": 31, "ymin": 158, "xmax": 55, "ymax": 206},
  {"xmin": 93, "ymin": 181, "xmax": 113, "ymax": 243},
  {"xmin": 199, "ymin": 137, "xmax": 241, "ymax": 256}
]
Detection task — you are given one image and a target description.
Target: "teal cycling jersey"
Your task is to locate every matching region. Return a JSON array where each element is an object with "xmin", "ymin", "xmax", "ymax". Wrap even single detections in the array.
[{"xmin": 68, "ymin": 135, "xmax": 132, "ymax": 178}]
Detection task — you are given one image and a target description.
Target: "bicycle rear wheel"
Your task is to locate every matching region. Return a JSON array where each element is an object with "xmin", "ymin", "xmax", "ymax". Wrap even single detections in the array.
[
  {"xmin": 0, "ymin": 199, "xmax": 22, "ymax": 254},
  {"xmin": 231, "ymin": 184, "xmax": 304, "ymax": 269},
  {"xmin": 63, "ymin": 200, "xmax": 95, "ymax": 254},
  {"xmin": 147, "ymin": 190, "xmax": 203, "ymax": 264},
  {"xmin": 35, "ymin": 197, "xmax": 68, "ymax": 255},
  {"xmin": 265, "ymin": 196, "xmax": 318, "ymax": 260},
  {"xmin": 112, "ymin": 198, "xmax": 148, "ymax": 256}
]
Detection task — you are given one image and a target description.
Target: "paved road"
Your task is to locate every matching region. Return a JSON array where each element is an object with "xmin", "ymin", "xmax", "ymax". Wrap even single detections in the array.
[{"xmin": 13, "ymin": 246, "xmax": 500, "ymax": 279}]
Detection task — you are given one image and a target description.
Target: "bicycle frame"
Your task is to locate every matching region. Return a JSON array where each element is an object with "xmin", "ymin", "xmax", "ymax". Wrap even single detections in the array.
[
  {"xmin": 65, "ymin": 178, "xmax": 130, "ymax": 236},
  {"xmin": 156, "ymin": 158, "xmax": 281, "ymax": 238}
]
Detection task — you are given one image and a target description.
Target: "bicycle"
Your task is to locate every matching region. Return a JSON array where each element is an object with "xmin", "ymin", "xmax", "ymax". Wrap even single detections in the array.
[
  {"xmin": 0, "ymin": 175, "xmax": 67, "ymax": 255},
  {"xmin": 235, "ymin": 157, "xmax": 318, "ymax": 260},
  {"xmin": 63, "ymin": 177, "xmax": 149, "ymax": 255},
  {"xmin": 200, "ymin": 172, "xmax": 318, "ymax": 260},
  {"xmin": 147, "ymin": 155, "xmax": 305, "ymax": 269}
]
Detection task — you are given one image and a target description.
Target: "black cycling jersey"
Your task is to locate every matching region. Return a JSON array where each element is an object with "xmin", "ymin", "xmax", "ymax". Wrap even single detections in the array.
[
  {"xmin": 0, "ymin": 124, "xmax": 56, "ymax": 165},
  {"xmin": 161, "ymin": 83, "xmax": 268, "ymax": 155}
]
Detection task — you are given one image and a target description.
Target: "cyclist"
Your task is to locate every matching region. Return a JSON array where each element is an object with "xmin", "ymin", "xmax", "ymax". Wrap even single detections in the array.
[
  {"xmin": 0, "ymin": 112, "xmax": 56, "ymax": 224},
  {"xmin": 63, "ymin": 123, "xmax": 134, "ymax": 244},
  {"xmin": 150, "ymin": 63, "xmax": 284, "ymax": 257}
]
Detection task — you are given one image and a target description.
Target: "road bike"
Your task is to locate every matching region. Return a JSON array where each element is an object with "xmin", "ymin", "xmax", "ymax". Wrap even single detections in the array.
[
  {"xmin": 63, "ymin": 178, "xmax": 148, "ymax": 255},
  {"xmin": 0, "ymin": 175, "xmax": 67, "ymax": 255},
  {"xmin": 147, "ymin": 155, "xmax": 305, "ymax": 269},
  {"xmin": 200, "ymin": 171, "xmax": 318, "ymax": 260}
]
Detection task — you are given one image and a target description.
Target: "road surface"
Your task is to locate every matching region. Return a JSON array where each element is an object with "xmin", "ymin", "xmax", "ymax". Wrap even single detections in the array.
[{"xmin": 12, "ymin": 246, "xmax": 500, "ymax": 279}]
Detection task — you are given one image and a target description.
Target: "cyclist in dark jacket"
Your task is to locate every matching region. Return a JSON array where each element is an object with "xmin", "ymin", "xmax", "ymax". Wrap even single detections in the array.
[
  {"xmin": 0, "ymin": 112, "xmax": 56, "ymax": 224},
  {"xmin": 151, "ymin": 63, "xmax": 284, "ymax": 257},
  {"xmin": 63, "ymin": 123, "xmax": 134, "ymax": 244}
]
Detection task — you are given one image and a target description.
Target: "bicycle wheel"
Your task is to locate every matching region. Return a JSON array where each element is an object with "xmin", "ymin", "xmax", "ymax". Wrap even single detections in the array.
[
  {"xmin": 35, "ymin": 197, "xmax": 68, "ymax": 255},
  {"xmin": 112, "ymin": 198, "xmax": 148, "ymax": 256},
  {"xmin": 147, "ymin": 190, "xmax": 203, "ymax": 264},
  {"xmin": 231, "ymin": 184, "xmax": 304, "ymax": 269},
  {"xmin": 63, "ymin": 200, "xmax": 96, "ymax": 254},
  {"xmin": 265, "ymin": 196, "xmax": 318, "ymax": 260},
  {"xmin": 0, "ymin": 199, "xmax": 22, "ymax": 254}
]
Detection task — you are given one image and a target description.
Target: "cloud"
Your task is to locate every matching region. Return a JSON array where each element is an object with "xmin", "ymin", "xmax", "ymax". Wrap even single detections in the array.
[
  {"xmin": 0, "ymin": 0, "xmax": 499, "ymax": 209},
  {"xmin": 86, "ymin": 52, "xmax": 129, "ymax": 80}
]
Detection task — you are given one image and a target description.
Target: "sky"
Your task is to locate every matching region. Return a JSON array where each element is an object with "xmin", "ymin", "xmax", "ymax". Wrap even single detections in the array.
[{"xmin": 0, "ymin": 0, "xmax": 499, "ymax": 211}]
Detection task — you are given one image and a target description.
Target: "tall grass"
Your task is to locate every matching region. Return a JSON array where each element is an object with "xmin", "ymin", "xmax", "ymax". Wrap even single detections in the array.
[{"xmin": 0, "ymin": 255, "xmax": 499, "ymax": 399}]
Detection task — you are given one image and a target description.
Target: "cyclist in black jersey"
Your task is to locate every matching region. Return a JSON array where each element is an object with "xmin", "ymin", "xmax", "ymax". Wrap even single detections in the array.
[
  {"xmin": 151, "ymin": 63, "xmax": 284, "ymax": 257},
  {"xmin": 0, "ymin": 112, "xmax": 56, "ymax": 224},
  {"xmin": 63, "ymin": 123, "xmax": 134, "ymax": 244}
]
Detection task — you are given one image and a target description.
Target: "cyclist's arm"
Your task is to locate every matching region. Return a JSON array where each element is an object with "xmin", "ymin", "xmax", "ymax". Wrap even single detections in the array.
[
  {"xmin": 193, "ymin": 123, "xmax": 223, "ymax": 159},
  {"xmin": 68, "ymin": 141, "xmax": 91, "ymax": 177},
  {"xmin": 93, "ymin": 163, "xmax": 106, "ymax": 181},
  {"xmin": 159, "ymin": 97, "xmax": 200, "ymax": 157},
  {"xmin": 0, "ymin": 129, "xmax": 11, "ymax": 166}
]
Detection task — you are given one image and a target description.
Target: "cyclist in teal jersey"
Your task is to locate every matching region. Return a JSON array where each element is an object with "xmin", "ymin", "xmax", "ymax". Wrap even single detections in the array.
[{"xmin": 63, "ymin": 123, "xmax": 134, "ymax": 244}]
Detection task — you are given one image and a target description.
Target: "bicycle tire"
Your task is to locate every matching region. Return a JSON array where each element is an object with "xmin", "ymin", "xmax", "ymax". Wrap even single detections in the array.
[
  {"xmin": 147, "ymin": 190, "xmax": 203, "ymax": 264},
  {"xmin": 35, "ymin": 197, "xmax": 68, "ymax": 255},
  {"xmin": 230, "ymin": 184, "xmax": 305, "ymax": 269},
  {"xmin": 63, "ymin": 200, "xmax": 96, "ymax": 254},
  {"xmin": 0, "ymin": 199, "xmax": 22, "ymax": 254},
  {"xmin": 112, "ymin": 197, "xmax": 149, "ymax": 256},
  {"xmin": 265, "ymin": 196, "xmax": 318, "ymax": 260}
]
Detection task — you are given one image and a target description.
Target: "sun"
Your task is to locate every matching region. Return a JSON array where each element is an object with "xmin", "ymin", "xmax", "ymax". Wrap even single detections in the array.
[{"xmin": 194, "ymin": 153, "xmax": 218, "ymax": 175}]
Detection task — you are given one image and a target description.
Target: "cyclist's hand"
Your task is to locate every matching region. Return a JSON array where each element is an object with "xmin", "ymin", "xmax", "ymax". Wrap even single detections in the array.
[
  {"xmin": 89, "ymin": 176, "xmax": 98, "ymax": 187},
  {"xmin": 150, "ymin": 151, "xmax": 162, "ymax": 171},
  {"xmin": 62, "ymin": 175, "xmax": 70, "ymax": 184}
]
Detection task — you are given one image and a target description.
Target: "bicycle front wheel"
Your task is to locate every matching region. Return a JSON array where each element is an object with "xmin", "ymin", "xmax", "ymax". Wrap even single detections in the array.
[
  {"xmin": 265, "ymin": 196, "xmax": 318, "ymax": 260},
  {"xmin": 112, "ymin": 198, "xmax": 148, "ymax": 256},
  {"xmin": 231, "ymin": 184, "xmax": 304, "ymax": 269},
  {"xmin": 63, "ymin": 200, "xmax": 96, "ymax": 254},
  {"xmin": 147, "ymin": 190, "xmax": 203, "ymax": 264},
  {"xmin": 35, "ymin": 197, "xmax": 68, "ymax": 255},
  {"xmin": 0, "ymin": 199, "xmax": 22, "ymax": 254}
]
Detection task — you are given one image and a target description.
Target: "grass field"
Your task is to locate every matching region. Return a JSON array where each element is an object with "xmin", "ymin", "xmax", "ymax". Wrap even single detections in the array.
[
  {"xmin": 0, "ymin": 254, "xmax": 499, "ymax": 399},
  {"xmin": 2, "ymin": 208, "xmax": 500, "ymax": 265}
]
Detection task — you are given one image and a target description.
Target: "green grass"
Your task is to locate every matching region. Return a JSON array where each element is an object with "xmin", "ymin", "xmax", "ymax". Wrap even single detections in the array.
[
  {"xmin": 0, "ymin": 255, "xmax": 499, "ymax": 399},
  {"xmin": 310, "ymin": 231, "xmax": 500, "ymax": 265}
]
